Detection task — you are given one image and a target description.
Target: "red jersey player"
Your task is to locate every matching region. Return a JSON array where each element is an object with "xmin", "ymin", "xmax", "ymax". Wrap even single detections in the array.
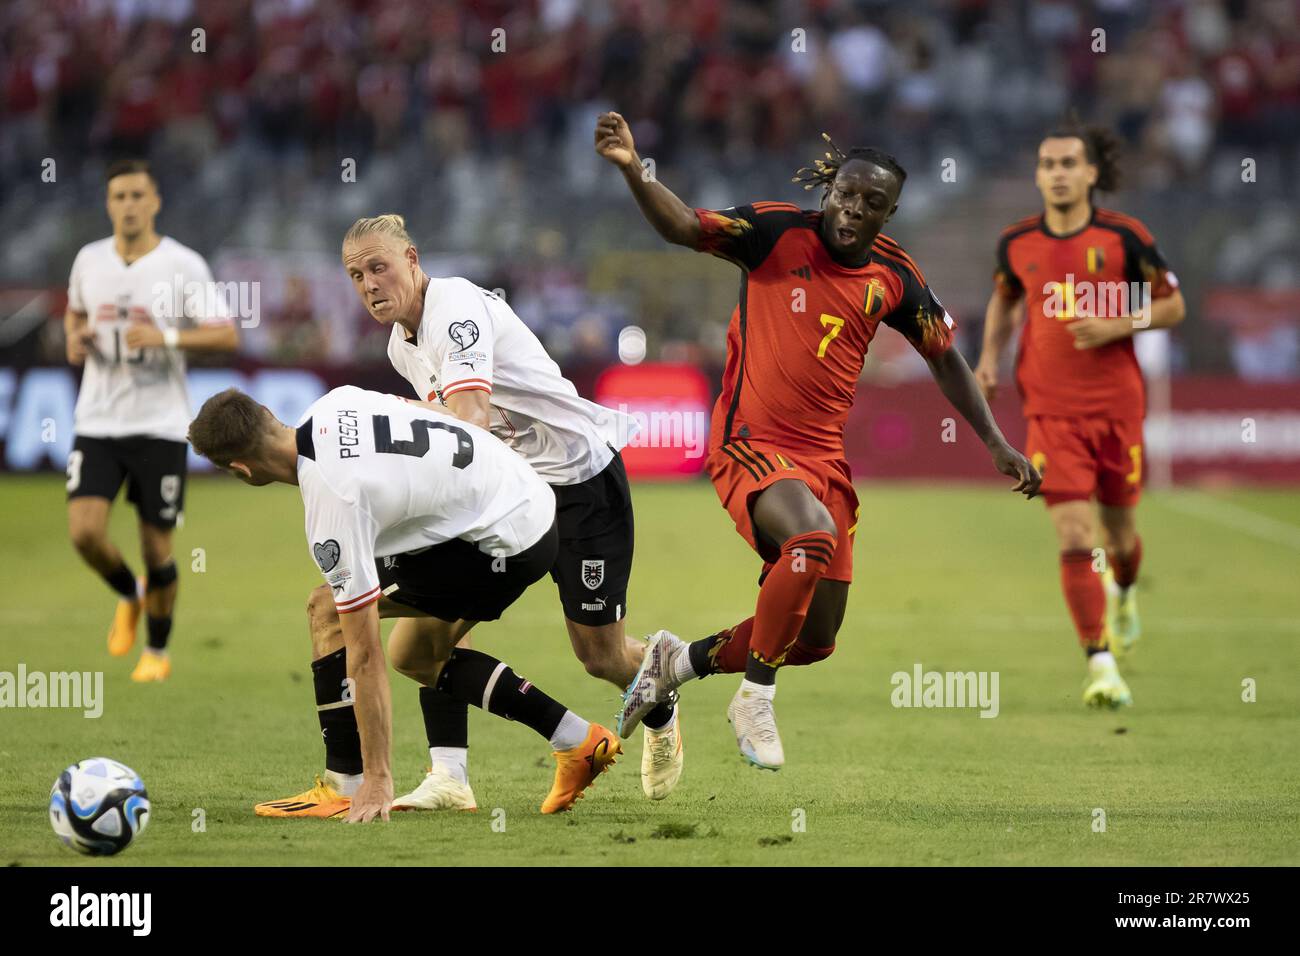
[
  {"xmin": 974, "ymin": 122, "xmax": 1185, "ymax": 709},
  {"xmin": 597, "ymin": 112, "xmax": 1040, "ymax": 769}
]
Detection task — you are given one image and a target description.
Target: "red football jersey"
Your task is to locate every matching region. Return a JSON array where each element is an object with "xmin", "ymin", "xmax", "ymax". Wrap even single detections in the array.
[
  {"xmin": 994, "ymin": 207, "xmax": 1178, "ymax": 420},
  {"xmin": 695, "ymin": 201, "xmax": 956, "ymax": 459}
]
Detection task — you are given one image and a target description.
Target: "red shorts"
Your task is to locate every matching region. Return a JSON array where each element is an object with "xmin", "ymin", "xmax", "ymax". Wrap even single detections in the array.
[
  {"xmin": 706, "ymin": 440, "xmax": 859, "ymax": 583},
  {"xmin": 1025, "ymin": 416, "xmax": 1144, "ymax": 507}
]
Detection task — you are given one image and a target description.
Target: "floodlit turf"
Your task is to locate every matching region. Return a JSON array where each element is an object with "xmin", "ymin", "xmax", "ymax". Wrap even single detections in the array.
[{"xmin": 2, "ymin": 474, "xmax": 1298, "ymax": 866}]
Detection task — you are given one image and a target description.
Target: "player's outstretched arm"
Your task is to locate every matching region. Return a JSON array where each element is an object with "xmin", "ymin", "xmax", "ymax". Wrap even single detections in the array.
[
  {"xmin": 339, "ymin": 602, "xmax": 394, "ymax": 823},
  {"xmin": 926, "ymin": 347, "xmax": 1041, "ymax": 498},
  {"xmin": 595, "ymin": 111, "xmax": 701, "ymax": 249},
  {"xmin": 973, "ymin": 290, "xmax": 1024, "ymax": 400}
]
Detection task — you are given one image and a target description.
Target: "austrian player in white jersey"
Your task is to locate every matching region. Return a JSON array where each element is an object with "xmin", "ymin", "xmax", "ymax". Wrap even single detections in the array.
[
  {"xmin": 187, "ymin": 385, "xmax": 621, "ymax": 821},
  {"xmin": 253, "ymin": 213, "xmax": 683, "ymax": 820},
  {"xmin": 64, "ymin": 160, "xmax": 238, "ymax": 682}
]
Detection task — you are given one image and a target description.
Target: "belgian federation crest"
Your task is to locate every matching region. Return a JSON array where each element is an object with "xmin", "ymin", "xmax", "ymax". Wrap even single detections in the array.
[
  {"xmin": 1086, "ymin": 246, "xmax": 1106, "ymax": 274},
  {"xmin": 581, "ymin": 559, "xmax": 605, "ymax": 590},
  {"xmin": 863, "ymin": 277, "xmax": 886, "ymax": 317}
]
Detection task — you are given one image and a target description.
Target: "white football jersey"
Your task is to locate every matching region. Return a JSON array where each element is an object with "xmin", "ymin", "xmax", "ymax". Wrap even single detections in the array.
[
  {"xmin": 387, "ymin": 276, "xmax": 634, "ymax": 485},
  {"xmin": 67, "ymin": 235, "xmax": 232, "ymax": 442},
  {"xmin": 296, "ymin": 386, "xmax": 556, "ymax": 614}
]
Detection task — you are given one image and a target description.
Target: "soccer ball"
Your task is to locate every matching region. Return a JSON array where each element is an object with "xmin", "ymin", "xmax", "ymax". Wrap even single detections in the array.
[{"xmin": 49, "ymin": 758, "xmax": 150, "ymax": 856}]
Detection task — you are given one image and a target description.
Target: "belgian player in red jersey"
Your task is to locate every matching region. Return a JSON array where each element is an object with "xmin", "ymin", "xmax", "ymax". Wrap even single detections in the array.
[
  {"xmin": 974, "ymin": 122, "xmax": 1186, "ymax": 709},
  {"xmin": 597, "ymin": 111, "xmax": 1040, "ymax": 769}
]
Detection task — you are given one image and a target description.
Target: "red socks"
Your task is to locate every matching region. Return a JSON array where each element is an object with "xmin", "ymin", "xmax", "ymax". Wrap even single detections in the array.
[
  {"xmin": 749, "ymin": 531, "xmax": 836, "ymax": 667},
  {"xmin": 1060, "ymin": 549, "xmax": 1106, "ymax": 650},
  {"xmin": 711, "ymin": 618, "xmax": 755, "ymax": 674},
  {"xmin": 707, "ymin": 618, "xmax": 836, "ymax": 674},
  {"xmin": 705, "ymin": 530, "xmax": 838, "ymax": 674},
  {"xmin": 782, "ymin": 639, "xmax": 835, "ymax": 667},
  {"xmin": 1108, "ymin": 535, "xmax": 1142, "ymax": 589}
]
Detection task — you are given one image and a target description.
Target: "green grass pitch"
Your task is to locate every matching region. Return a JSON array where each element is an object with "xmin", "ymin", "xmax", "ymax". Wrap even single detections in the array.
[{"xmin": 2, "ymin": 474, "xmax": 1298, "ymax": 865}]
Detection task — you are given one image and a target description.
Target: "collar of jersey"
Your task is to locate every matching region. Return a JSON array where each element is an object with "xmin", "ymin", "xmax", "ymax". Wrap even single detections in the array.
[{"xmin": 1038, "ymin": 206, "xmax": 1096, "ymax": 240}]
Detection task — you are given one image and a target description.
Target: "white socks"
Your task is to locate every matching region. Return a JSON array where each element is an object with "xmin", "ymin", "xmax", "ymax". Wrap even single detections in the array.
[
  {"xmin": 672, "ymin": 647, "xmax": 699, "ymax": 685},
  {"xmin": 1089, "ymin": 651, "xmax": 1117, "ymax": 673},
  {"xmin": 429, "ymin": 747, "xmax": 468, "ymax": 786},
  {"xmin": 323, "ymin": 769, "xmax": 363, "ymax": 797},
  {"xmin": 550, "ymin": 711, "xmax": 590, "ymax": 751},
  {"xmin": 739, "ymin": 678, "xmax": 776, "ymax": 700}
]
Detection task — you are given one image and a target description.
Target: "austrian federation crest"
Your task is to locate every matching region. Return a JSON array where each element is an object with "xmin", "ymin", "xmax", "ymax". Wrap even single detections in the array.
[{"xmin": 581, "ymin": 559, "xmax": 605, "ymax": 590}]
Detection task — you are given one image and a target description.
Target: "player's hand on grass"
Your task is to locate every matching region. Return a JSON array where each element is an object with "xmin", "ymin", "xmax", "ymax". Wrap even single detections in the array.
[
  {"xmin": 1066, "ymin": 316, "xmax": 1130, "ymax": 349},
  {"xmin": 595, "ymin": 111, "xmax": 636, "ymax": 168},
  {"xmin": 124, "ymin": 323, "xmax": 165, "ymax": 350},
  {"xmin": 989, "ymin": 441, "xmax": 1041, "ymax": 499},
  {"xmin": 347, "ymin": 776, "xmax": 393, "ymax": 824},
  {"xmin": 66, "ymin": 329, "xmax": 94, "ymax": 366},
  {"xmin": 973, "ymin": 359, "xmax": 998, "ymax": 401}
]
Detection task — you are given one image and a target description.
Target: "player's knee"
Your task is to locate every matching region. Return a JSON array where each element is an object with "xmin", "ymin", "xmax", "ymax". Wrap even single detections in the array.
[
  {"xmin": 794, "ymin": 503, "xmax": 837, "ymax": 541},
  {"xmin": 141, "ymin": 541, "xmax": 173, "ymax": 570},
  {"xmin": 570, "ymin": 637, "xmax": 627, "ymax": 684},
  {"xmin": 389, "ymin": 641, "xmax": 437, "ymax": 683},
  {"xmin": 577, "ymin": 647, "xmax": 619, "ymax": 682},
  {"xmin": 1059, "ymin": 524, "xmax": 1091, "ymax": 550},
  {"xmin": 68, "ymin": 517, "xmax": 104, "ymax": 554},
  {"xmin": 389, "ymin": 646, "xmax": 420, "ymax": 680}
]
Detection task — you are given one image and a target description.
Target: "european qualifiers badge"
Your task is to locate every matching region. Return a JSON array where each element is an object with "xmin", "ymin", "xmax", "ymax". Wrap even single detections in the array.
[
  {"xmin": 448, "ymin": 319, "xmax": 480, "ymax": 350},
  {"xmin": 313, "ymin": 539, "xmax": 341, "ymax": 573}
]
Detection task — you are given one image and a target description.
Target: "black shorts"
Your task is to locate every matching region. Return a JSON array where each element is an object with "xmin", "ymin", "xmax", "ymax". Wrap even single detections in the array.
[
  {"xmin": 66, "ymin": 434, "xmax": 188, "ymax": 529},
  {"xmin": 377, "ymin": 520, "xmax": 559, "ymax": 622},
  {"xmin": 550, "ymin": 451, "xmax": 635, "ymax": 626}
]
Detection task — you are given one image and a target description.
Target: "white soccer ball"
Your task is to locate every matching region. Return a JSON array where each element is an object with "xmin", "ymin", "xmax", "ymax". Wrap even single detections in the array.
[{"xmin": 49, "ymin": 757, "xmax": 150, "ymax": 856}]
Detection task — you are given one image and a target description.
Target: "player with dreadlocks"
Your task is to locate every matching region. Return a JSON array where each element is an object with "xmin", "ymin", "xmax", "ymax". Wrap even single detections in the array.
[
  {"xmin": 597, "ymin": 111, "xmax": 1041, "ymax": 769},
  {"xmin": 974, "ymin": 119, "xmax": 1185, "ymax": 708}
]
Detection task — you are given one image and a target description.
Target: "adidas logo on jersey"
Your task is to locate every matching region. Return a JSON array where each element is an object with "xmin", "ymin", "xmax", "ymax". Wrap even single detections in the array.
[{"xmin": 790, "ymin": 265, "xmax": 812, "ymax": 280}]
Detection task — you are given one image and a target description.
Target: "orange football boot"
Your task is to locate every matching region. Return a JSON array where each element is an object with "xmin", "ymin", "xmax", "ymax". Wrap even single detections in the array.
[
  {"xmin": 541, "ymin": 723, "xmax": 621, "ymax": 814},
  {"xmin": 107, "ymin": 577, "xmax": 144, "ymax": 657},
  {"xmin": 254, "ymin": 777, "xmax": 351, "ymax": 819}
]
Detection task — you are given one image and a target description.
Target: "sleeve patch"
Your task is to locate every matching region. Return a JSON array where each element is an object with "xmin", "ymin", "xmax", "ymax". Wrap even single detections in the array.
[{"xmin": 447, "ymin": 320, "xmax": 480, "ymax": 350}]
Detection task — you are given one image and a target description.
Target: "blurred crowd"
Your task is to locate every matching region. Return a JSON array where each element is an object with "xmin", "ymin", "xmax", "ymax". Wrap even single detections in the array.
[{"xmin": 2, "ymin": 0, "xmax": 1298, "ymax": 374}]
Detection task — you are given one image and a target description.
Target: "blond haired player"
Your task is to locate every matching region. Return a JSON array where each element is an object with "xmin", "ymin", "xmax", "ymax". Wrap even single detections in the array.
[{"xmin": 254, "ymin": 214, "xmax": 681, "ymax": 819}]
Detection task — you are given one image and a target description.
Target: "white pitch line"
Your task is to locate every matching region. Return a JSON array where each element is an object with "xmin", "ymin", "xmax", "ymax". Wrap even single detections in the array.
[{"xmin": 1156, "ymin": 492, "xmax": 1300, "ymax": 552}]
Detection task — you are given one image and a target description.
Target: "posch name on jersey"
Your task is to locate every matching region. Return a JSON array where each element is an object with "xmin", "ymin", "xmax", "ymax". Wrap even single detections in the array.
[{"xmin": 337, "ymin": 410, "xmax": 361, "ymax": 458}]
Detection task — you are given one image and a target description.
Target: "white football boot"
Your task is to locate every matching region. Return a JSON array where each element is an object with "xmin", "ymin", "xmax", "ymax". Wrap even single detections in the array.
[
  {"xmin": 618, "ymin": 629, "xmax": 688, "ymax": 737},
  {"xmin": 727, "ymin": 684, "xmax": 784, "ymax": 770},
  {"xmin": 641, "ymin": 708, "xmax": 684, "ymax": 800},
  {"xmin": 392, "ymin": 764, "xmax": 477, "ymax": 812},
  {"xmin": 1082, "ymin": 652, "xmax": 1133, "ymax": 710}
]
